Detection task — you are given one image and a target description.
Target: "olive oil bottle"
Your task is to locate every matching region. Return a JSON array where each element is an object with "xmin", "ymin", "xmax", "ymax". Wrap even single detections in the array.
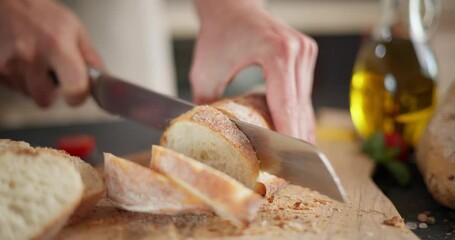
[{"xmin": 350, "ymin": 0, "xmax": 440, "ymax": 146}]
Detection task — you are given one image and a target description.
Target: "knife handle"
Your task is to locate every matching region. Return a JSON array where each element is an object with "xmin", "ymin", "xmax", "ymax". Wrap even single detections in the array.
[{"xmin": 48, "ymin": 66, "xmax": 102, "ymax": 91}]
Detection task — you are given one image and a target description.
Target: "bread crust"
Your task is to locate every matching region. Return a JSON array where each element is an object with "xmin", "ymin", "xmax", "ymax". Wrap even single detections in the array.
[
  {"xmin": 417, "ymin": 83, "xmax": 455, "ymax": 209},
  {"xmin": 255, "ymin": 171, "xmax": 288, "ymax": 197},
  {"xmin": 35, "ymin": 147, "xmax": 106, "ymax": 223},
  {"xmin": 231, "ymin": 93, "xmax": 274, "ymax": 129},
  {"xmin": 151, "ymin": 146, "xmax": 264, "ymax": 227},
  {"xmin": 212, "ymin": 94, "xmax": 273, "ymax": 130},
  {"xmin": 104, "ymin": 153, "xmax": 211, "ymax": 214},
  {"xmin": 161, "ymin": 105, "xmax": 259, "ymax": 189}
]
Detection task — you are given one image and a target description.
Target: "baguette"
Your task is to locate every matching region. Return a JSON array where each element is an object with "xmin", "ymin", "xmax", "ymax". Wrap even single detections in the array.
[
  {"xmin": 161, "ymin": 105, "xmax": 259, "ymax": 189},
  {"xmin": 151, "ymin": 145, "xmax": 264, "ymax": 227},
  {"xmin": 212, "ymin": 93, "xmax": 273, "ymax": 130},
  {"xmin": 104, "ymin": 153, "xmax": 210, "ymax": 214},
  {"xmin": 36, "ymin": 148, "xmax": 106, "ymax": 223},
  {"xmin": 417, "ymin": 83, "xmax": 455, "ymax": 208},
  {"xmin": 211, "ymin": 94, "xmax": 287, "ymax": 197},
  {"xmin": 0, "ymin": 147, "xmax": 83, "ymax": 240},
  {"xmin": 0, "ymin": 139, "xmax": 105, "ymax": 222}
]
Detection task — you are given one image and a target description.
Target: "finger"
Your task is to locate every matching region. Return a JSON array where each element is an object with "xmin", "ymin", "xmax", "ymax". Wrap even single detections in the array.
[
  {"xmin": 190, "ymin": 58, "xmax": 240, "ymax": 105},
  {"xmin": 189, "ymin": 58, "xmax": 227, "ymax": 104},
  {"xmin": 78, "ymin": 27, "xmax": 104, "ymax": 69},
  {"xmin": 24, "ymin": 59, "xmax": 57, "ymax": 107},
  {"xmin": 261, "ymin": 46, "xmax": 300, "ymax": 139},
  {"xmin": 295, "ymin": 34, "xmax": 318, "ymax": 142},
  {"xmin": 4, "ymin": 60, "xmax": 28, "ymax": 95},
  {"xmin": 48, "ymin": 43, "xmax": 89, "ymax": 106}
]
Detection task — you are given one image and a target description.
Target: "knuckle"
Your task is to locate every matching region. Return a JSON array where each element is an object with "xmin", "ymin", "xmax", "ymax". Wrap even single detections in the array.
[
  {"xmin": 269, "ymin": 35, "xmax": 300, "ymax": 61},
  {"xmin": 12, "ymin": 40, "xmax": 35, "ymax": 62},
  {"xmin": 41, "ymin": 13, "xmax": 79, "ymax": 52}
]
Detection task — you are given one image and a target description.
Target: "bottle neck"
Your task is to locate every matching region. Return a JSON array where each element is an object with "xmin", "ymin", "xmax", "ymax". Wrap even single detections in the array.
[
  {"xmin": 374, "ymin": 0, "xmax": 441, "ymax": 42},
  {"xmin": 374, "ymin": 0, "xmax": 411, "ymax": 41}
]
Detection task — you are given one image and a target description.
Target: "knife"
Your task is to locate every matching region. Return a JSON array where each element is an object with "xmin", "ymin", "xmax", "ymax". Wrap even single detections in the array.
[{"xmin": 88, "ymin": 67, "xmax": 348, "ymax": 202}]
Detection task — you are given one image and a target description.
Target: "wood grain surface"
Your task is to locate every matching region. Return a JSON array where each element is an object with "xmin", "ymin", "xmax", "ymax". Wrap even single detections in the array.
[{"xmin": 57, "ymin": 109, "xmax": 417, "ymax": 239}]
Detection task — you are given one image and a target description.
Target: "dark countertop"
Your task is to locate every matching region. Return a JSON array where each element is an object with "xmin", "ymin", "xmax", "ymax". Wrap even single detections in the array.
[{"xmin": 2, "ymin": 119, "xmax": 454, "ymax": 239}]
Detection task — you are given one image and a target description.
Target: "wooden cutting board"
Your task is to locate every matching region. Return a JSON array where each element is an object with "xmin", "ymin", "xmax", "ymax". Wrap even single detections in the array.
[{"xmin": 57, "ymin": 109, "xmax": 417, "ymax": 239}]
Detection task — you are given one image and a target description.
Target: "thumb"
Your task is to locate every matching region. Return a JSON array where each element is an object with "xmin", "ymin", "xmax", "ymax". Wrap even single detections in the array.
[{"xmin": 189, "ymin": 60, "xmax": 232, "ymax": 105}]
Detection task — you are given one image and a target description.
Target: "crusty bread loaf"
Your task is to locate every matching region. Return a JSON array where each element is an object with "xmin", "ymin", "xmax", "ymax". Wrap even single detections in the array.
[
  {"xmin": 151, "ymin": 145, "xmax": 264, "ymax": 227},
  {"xmin": 0, "ymin": 139, "xmax": 105, "ymax": 222},
  {"xmin": 417, "ymin": 83, "xmax": 455, "ymax": 209},
  {"xmin": 36, "ymin": 147, "xmax": 106, "ymax": 223},
  {"xmin": 0, "ymin": 147, "xmax": 83, "ymax": 240},
  {"xmin": 211, "ymin": 93, "xmax": 273, "ymax": 130},
  {"xmin": 104, "ymin": 152, "xmax": 210, "ymax": 214},
  {"xmin": 161, "ymin": 105, "xmax": 259, "ymax": 189}
]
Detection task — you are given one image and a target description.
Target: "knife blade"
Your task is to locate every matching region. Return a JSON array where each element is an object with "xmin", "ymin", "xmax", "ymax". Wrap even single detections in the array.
[{"xmin": 89, "ymin": 68, "xmax": 348, "ymax": 202}]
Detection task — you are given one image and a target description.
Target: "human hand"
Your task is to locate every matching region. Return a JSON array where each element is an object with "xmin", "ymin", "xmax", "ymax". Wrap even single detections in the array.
[
  {"xmin": 191, "ymin": 0, "xmax": 318, "ymax": 142},
  {"xmin": 0, "ymin": 0, "xmax": 102, "ymax": 107}
]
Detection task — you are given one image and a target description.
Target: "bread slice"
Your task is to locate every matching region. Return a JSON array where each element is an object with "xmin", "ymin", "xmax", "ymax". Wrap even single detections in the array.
[
  {"xmin": 0, "ymin": 139, "xmax": 31, "ymax": 150},
  {"xmin": 211, "ymin": 94, "xmax": 286, "ymax": 197},
  {"xmin": 212, "ymin": 93, "xmax": 274, "ymax": 130},
  {"xmin": 0, "ymin": 147, "xmax": 83, "ymax": 240},
  {"xmin": 417, "ymin": 83, "xmax": 455, "ymax": 209},
  {"xmin": 104, "ymin": 152, "xmax": 210, "ymax": 214},
  {"xmin": 151, "ymin": 145, "xmax": 264, "ymax": 227},
  {"xmin": 0, "ymin": 139, "xmax": 105, "ymax": 223},
  {"xmin": 36, "ymin": 147, "xmax": 106, "ymax": 223},
  {"xmin": 160, "ymin": 105, "xmax": 259, "ymax": 189}
]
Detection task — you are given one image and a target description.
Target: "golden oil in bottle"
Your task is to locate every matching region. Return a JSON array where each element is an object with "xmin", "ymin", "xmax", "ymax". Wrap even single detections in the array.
[{"xmin": 350, "ymin": 38, "xmax": 437, "ymax": 146}]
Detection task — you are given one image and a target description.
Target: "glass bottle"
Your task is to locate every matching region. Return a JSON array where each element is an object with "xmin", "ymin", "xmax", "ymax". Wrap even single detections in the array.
[{"xmin": 349, "ymin": 0, "xmax": 441, "ymax": 146}]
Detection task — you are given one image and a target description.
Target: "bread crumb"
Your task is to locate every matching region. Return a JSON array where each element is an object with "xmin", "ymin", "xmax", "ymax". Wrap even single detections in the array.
[
  {"xmin": 405, "ymin": 222, "xmax": 417, "ymax": 230},
  {"xmin": 417, "ymin": 213, "xmax": 428, "ymax": 222},
  {"xmin": 383, "ymin": 216, "xmax": 404, "ymax": 228},
  {"xmin": 287, "ymin": 221, "xmax": 305, "ymax": 231},
  {"xmin": 260, "ymin": 220, "xmax": 268, "ymax": 227},
  {"xmin": 314, "ymin": 199, "xmax": 330, "ymax": 205},
  {"xmin": 418, "ymin": 223, "xmax": 428, "ymax": 229},
  {"xmin": 427, "ymin": 217, "xmax": 436, "ymax": 224},
  {"xmin": 293, "ymin": 201, "xmax": 302, "ymax": 209}
]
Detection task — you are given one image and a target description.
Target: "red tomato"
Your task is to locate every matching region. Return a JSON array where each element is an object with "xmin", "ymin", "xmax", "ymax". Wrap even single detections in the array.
[
  {"xmin": 384, "ymin": 132, "xmax": 409, "ymax": 162},
  {"xmin": 57, "ymin": 134, "xmax": 96, "ymax": 158}
]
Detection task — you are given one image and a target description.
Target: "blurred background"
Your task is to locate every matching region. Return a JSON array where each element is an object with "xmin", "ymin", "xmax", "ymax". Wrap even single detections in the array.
[{"xmin": 0, "ymin": 0, "xmax": 454, "ymax": 129}]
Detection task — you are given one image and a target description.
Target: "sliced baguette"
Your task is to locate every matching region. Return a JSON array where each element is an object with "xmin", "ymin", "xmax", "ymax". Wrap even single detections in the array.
[
  {"xmin": 151, "ymin": 145, "xmax": 264, "ymax": 227},
  {"xmin": 0, "ymin": 147, "xmax": 83, "ymax": 240},
  {"xmin": 212, "ymin": 93, "xmax": 274, "ymax": 130},
  {"xmin": 36, "ymin": 148, "xmax": 106, "ymax": 223},
  {"xmin": 211, "ymin": 94, "xmax": 286, "ymax": 197},
  {"xmin": 160, "ymin": 105, "xmax": 259, "ymax": 189},
  {"xmin": 0, "ymin": 139, "xmax": 105, "ymax": 223},
  {"xmin": 104, "ymin": 153, "xmax": 210, "ymax": 214}
]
